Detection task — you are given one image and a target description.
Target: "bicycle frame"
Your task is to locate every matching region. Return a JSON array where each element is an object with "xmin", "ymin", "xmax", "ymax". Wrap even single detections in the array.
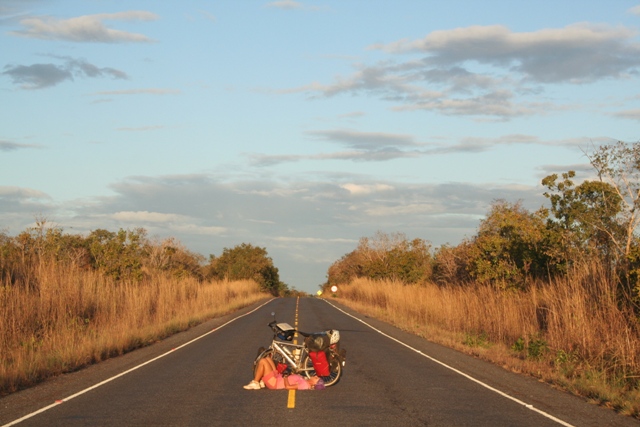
[{"xmin": 270, "ymin": 339, "xmax": 314, "ymax": 374}]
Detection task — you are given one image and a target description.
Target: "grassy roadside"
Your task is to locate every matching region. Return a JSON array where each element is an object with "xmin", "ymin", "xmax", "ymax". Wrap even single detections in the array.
[
  {"xmin": 330, "ymin": 275, "xmax": 640, "ymax": 419},
  {"xmin": 0, "ymin": 262, "xmax": 267, "ymax": 396}
]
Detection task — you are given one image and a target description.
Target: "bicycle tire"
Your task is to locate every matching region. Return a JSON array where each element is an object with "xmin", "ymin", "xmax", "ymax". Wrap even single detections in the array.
[
  {"xmin": 302, "ymin": 351, "xmax": 342, "ymax": 386},
  {"xmin": 253, "ymin": 348, "xmax": 273, "ymax": 375}
]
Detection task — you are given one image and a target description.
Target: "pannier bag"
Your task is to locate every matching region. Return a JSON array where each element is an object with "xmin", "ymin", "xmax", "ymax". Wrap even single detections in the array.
[
  {"xmin": 304, "ymin": 329, "xmax": 341, "ymax": 351},
  {"xmin": 277, "ymin": 362, "xmax": 289, "ymax": 374},
  {"xmin": 308, "ymin": 350, "xmax": 330, "ymax": 376}
]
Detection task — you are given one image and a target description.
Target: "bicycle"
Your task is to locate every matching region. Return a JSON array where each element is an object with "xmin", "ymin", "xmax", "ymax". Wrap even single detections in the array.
[{"xmin": 252, "ymin": 313, "xmax": 346, "ymax": 387}]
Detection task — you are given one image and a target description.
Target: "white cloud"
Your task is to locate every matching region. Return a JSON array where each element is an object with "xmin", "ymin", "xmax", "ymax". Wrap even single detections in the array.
[
  {"xmin": 392, "ymin": 89, "xmax": 541, "ymax": 119},
  {"xmin": 248, "ymin": 128, "xmax": 429, "ymax": 166},
  {"xmin": 249, "ymin": 134, "xmax": 603, "ymax": 166},
  {"xmin": 91, "ymin": 88, "xmax": 180, "ymax": 96},
  {"xmin": 370, "ymin": 23, "xmax": 640, "ymax": 83},
  {"xmin": 117, "ymin": 125, "xmax": 165, "ymax": 132},
  {"xmin": 199, "ymin": 10, "xmax": 216, "ymax": 23},
  {"xmin": 629, "ymin": 5, "xmax": 640, "ymax": 15},
  {"xmin": 249, "ymin": 148, "xmax": 424, "ymax": 166},
  {"xmin": 111, "ymin": 211, "xmax": 185, "ymax": 223},
  {"xmin": 0, "ymin": 186, "xmax": 50, "ymax": 199},
  {"xmin": 425, "ymin": 134, "xmax": 603, "ymax": 155},
  {"xmin": 613, "ymin": 109, "xmax": 640, "ymax": 121},
  {"xmin": 10, "ymin": 11, "xmax": 158, "ymax": 43},
  {"xmin": 287, "ymin": 22, "xmax": 640, "ymax": 120},
  {"xmin": 266, "ymin": 1, "xmax": 303, "ymax": 10},
  {"xmin": 307, "ymin": 129, "xmax": 421, "ymax": 149},
  {"xmin": 338, "ymin": 111, "xmax": 366, "ymax": 119},
  {"xmin": 340, "ymin": 183, "xmax": 394, "ymax": 195},
  {"xmin": 170, "ymin": 224, "xmax": 227, "ymax": 235},
  {"xmin": 107, "ymin": 211, "xmax": 226, "ymax": 236},
  {"xmin": 0, "ymin": 186, "xmax": 54, "ymax": 223},
  {"xmin": 365, "ymin": 203, "xmax": 440, "ymax": 216},
  {"xmin": 273, "ymin": 236, "xmax": 356, "ymax": 243},
  {"xmin": 285, "ymin": 64, "xmax": 441, "ymax": 99}
]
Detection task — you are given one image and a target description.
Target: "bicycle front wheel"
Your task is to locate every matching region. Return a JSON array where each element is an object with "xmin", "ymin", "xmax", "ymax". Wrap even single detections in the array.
[
  {"xmin": 253, "ymin": 347, "xmax": 289, "ymax": 377},
  {"xmin": 252, "ymin": 348, "xmax": 272, "ymax": 374}
]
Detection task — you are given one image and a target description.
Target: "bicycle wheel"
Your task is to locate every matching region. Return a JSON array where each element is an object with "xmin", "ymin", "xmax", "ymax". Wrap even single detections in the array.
[
  {"xmin": 302, "ymin": 356, "xmax": 315, "ymax": 378},
  {"xmin": 252, "ymin": 348, "xmax": 272, "ymax": 375},
  {"xmin": 253, "ymin": 348, "xmax": 290, "ymax": 379},
  {"xmin": 302, "ymin": 351, "xmax": 342, "ymax": 386}
]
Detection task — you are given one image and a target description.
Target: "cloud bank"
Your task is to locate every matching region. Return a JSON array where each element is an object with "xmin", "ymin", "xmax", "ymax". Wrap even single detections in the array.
[
  {"xmin": 2, "ymin": 57, "xmax": 127, "ymax": 89},
  {"xmin": 0, "ymin": 140, "xmax": 42, "ymax": 151},
  {"xmin": 10, "ymin": 11, "xmax": 158, "ymax": 43},
  {"xmin": 249, "ymin": 133, "xmax": 611, "ymax": 166},
  {"xmin": 289, "ymin": 23, "xmax": 640, "ymax": 119}
]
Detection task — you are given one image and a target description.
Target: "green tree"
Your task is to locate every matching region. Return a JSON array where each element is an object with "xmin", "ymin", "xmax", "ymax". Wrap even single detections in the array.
[
  {"xmin": 326, "ymin": 231, "xmax": 432, "ymax": 286},
  {"xmin": 145, "ymin": 237, "xmax": 205, "ymax": 280},
  {"xmin": 542, "ymin": 171, "xmax": 624, "ymax": 270},
  {"xmin": 87, "ymin": 228, "xmax": 148, "ymax": 281},
  {"xmin": 1, "ymin": 220, "xmax": 91, "ymax": 287},
  {"xmin": 209, "ymin": 243, "xmax": 284, "ymax": 295},
  {"xmin": 466, "ymin": 200, "xmax": 548, "ymax": 289}
]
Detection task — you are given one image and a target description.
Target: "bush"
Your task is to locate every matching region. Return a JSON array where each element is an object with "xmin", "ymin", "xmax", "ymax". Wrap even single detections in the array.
[
  {"xmin": 207, "ymin": 243, "xmax": 285, "ymax": 295},
  {"xmin": 326, "ymin": 231, "xmax": 432, "ymax": 286}
]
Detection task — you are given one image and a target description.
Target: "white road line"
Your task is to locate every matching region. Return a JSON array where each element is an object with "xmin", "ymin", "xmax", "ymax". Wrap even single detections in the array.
[
  {"xmin": 2, "ymin": 299, "xmax": 275, "ymax": 427},
  {"xmin": 323, "ymin": 299, "xmax": 575, "ymax": 427}
]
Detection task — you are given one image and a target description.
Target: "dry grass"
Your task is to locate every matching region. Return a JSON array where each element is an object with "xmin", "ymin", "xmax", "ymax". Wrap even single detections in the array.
[
  {"xmin": 0, "ymin": 262, "xmax": 267, "ymax": 396},
  {"xmin": 333, "ymin": 270, "xmax": 640, "ymax": 418}
]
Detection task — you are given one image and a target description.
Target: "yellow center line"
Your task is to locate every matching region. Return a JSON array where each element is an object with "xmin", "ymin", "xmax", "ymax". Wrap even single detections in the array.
[
  {"xmin": 287, "ymin": 388, "xmax": 296, "ymax": 408},
  {"xmin": 287, "ymin": 296, "xmax": 300, "ymax": 409}
]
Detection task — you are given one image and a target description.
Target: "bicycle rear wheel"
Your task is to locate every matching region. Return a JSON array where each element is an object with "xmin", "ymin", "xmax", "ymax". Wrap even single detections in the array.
[{"xmin": 302, "ymin": 351, "xmax": 342, "ymax": 386}]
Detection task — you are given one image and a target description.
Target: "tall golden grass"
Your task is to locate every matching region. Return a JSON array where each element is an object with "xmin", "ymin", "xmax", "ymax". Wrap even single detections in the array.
[
  {"xmin": 334, "ymin": 265, "xmax": 640, "ymax": 417},
  {"xmin": 0, "ymin": 262, "xmax": 267, "ymax": 396}
]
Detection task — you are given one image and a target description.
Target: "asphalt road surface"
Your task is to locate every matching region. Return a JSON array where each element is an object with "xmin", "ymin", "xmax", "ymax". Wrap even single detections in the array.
[{"xmin": 1, "ymin": 297, "xmax": 638, "ymax": 426}]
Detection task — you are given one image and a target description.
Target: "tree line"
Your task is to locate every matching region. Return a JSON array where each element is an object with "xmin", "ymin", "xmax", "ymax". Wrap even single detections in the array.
[
  {"xmin": 326, "ymin": 141, "xmax": 640, "ymax": 309},
  {"xmin": 0, "ymin": 224, "xmax": 286, "ymax": 296}
]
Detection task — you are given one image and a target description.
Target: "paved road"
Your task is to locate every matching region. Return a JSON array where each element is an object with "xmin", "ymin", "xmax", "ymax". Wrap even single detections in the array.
[{"xmin": 1, "ymin": 297, "xmax": 638, "ymax": 426}]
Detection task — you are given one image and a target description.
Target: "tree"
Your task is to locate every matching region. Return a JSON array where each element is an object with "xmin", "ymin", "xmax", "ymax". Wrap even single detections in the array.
[
  {"xmin": 209, "ymin": 243, "xmax": 284, "ymax": 295},
  {"xmin": 432, "ymin": 241, "xmax": 475, "ymax": 286},
  {"xmin": 87, "ymin": 228, "xmax": 148, "ymax": 281},
  {"xmin": 586, "ymin": 141, "xmax": 640, "ymax": 263},
  {"xmin": 1, "ymin": 220, "xmax": 91, "ymax": 287},
  {"xmin": 583, "ymin": 141, "xmax": 640, "ymax": 303},
  {"xmin": 466, "ymin": 200, "xmax": 549, "ymax": 289},
  {"xmin": 326, "ymin": 250, "xmax": 363, "ymax": 287},
  {"xmin": 542, "ymin": 171, "xmax": 624, "ymax": 270},
  {"xmin": 145, "ymin": 237, "xmax": 205, "ymax": 280},
  {"xmin": 326, "ymin": 231, "xmax": 432, "ymax": 286}
]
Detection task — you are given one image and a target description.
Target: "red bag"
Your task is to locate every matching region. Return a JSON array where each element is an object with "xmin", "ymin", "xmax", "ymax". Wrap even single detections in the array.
[
  {"xmin": 277, "ymin": 362, "xmax": 288, "ymax": 374},
  {"xmin": 309, "ymin": 351, "xmax": 330, "ymax": 376}
]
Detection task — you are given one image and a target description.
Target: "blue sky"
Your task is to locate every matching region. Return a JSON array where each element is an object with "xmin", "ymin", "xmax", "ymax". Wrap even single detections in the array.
[{"xmin": 2, "ymin": 0, "xmax": 640, "ymax": 293}]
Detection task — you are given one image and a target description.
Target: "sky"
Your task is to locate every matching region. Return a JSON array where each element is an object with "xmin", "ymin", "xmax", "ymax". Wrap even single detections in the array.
[{"xmin": 1, "ymin": 1, "xmax": 640, "ymax": 293}]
